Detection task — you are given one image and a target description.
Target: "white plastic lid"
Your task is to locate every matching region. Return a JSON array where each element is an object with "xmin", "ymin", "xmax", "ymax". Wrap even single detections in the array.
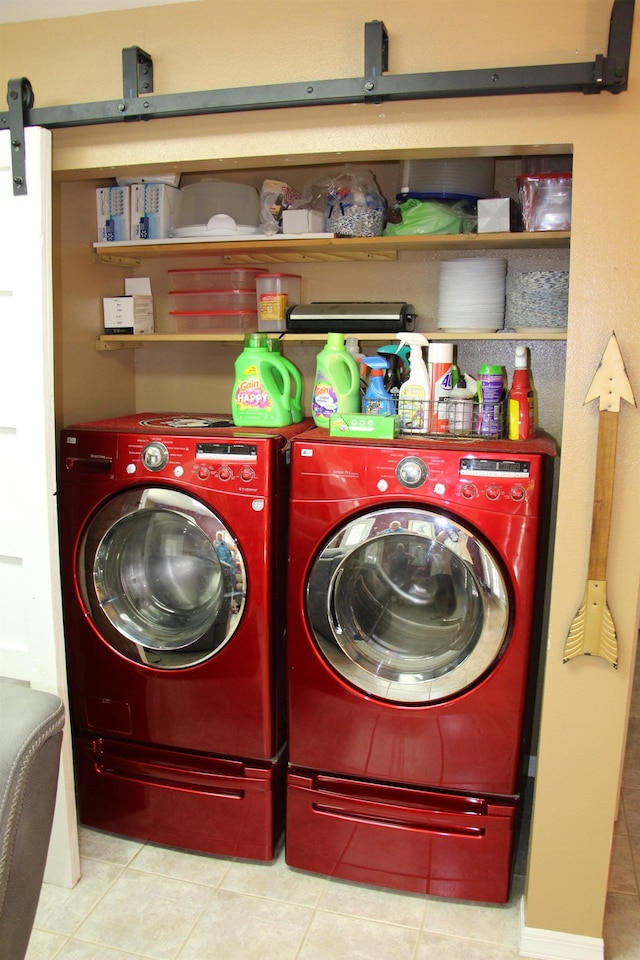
[{"xmin": 428, "ymin": 342, "xmax": 454, "ymax": 363}]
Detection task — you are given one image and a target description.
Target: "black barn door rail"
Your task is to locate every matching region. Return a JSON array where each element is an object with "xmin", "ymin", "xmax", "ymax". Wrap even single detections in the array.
[{"xmin": 2, "ymin": 1, "xmax": 634, "ymax": 196}]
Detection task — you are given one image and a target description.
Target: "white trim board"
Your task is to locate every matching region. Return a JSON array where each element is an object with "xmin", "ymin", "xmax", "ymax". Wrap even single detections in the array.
[{"xmin": 520, "ymin": 900, "xmax": 604, "ymax": 960}]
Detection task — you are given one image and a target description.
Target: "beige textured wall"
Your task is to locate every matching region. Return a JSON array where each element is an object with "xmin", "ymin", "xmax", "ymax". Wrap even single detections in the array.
[{"xmin": 2, "ymin": 0, "xmax": 639, "ymax": 942}]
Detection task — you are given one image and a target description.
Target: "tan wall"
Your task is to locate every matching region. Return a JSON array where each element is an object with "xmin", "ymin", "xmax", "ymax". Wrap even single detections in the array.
[{"xmin": 3, "ymin": 0, "xmax": 639, "ymax": 941}]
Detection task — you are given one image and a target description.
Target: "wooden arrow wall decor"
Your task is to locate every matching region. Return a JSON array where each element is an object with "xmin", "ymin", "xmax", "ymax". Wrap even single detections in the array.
[{"xmin": 563, "ymin": 333, "xmax": 636, "ymax": 667}]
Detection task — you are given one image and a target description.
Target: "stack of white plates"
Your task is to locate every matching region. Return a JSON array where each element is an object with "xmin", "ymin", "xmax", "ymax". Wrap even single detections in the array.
[
  {"xmin": 506, "ymin": 270, "xmax": 569, "ymax": 329},
  {"xmin": 437, "ymin": 258, "xmax": 507, "ymax": 332}
]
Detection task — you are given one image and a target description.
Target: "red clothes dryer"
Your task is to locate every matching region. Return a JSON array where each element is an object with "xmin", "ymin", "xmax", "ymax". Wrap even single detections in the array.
[
  {"xmin": 59, "ymin": 413, "xmax": 308, "ymax": 861},
  {"xmin": 285, "ymin": 429, "xmax": 556, "ymax": 901}
]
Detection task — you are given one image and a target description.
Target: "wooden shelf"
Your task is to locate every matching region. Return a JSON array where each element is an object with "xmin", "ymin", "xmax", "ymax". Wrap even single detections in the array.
[
  {"xmin": 95, "ymin": 231, "xmax": 570, "ymax": 348},
  {"xmin": 94, "ymin": 231, "xmax": 570, "ymax": 265},
  {"xmin": 96, "ymin": 329, "xmax": 567, "ymax": 350}
]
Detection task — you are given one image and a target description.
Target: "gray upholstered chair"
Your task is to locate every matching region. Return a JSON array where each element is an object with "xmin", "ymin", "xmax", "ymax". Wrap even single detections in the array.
[{"xmin": 0, "ymin": 680, "xmax": 65, "ymax": 960}]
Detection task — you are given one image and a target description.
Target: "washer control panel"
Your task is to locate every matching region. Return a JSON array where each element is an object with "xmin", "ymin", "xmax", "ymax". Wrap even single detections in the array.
[{"xmin": 121, "ymin": 436, "xmax": 264, "ymax": 493}]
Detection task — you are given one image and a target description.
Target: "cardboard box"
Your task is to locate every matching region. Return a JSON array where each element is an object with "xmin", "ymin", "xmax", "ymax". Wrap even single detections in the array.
[
  {"xmin": 103, "ymin": 295, "xmax": 154, "ymax": 335},
  {"xmin": 96, "ymin": 186, "xmax": 130, "ymax": 242},
  {"xmin": 282, "ymin": 208, "xmax": 326, "ymax": 234},
  {"xmin": 131, "ymin": 183, "xmax": 181, "ymax": 240},
  {"xmin": 329, "ymin": 413, "xmax": 399, "ymax": 439},
  {"xmin": 477, "ymin": 198, "xmax": 518, "ymax": 234}
]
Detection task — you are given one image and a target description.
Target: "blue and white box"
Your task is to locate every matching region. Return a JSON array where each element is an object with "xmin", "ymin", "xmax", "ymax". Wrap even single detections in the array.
[
  {"xmin": 131, "ymin": 183, "xmax": 180, "ymax": 240},
  {"xmin": 96, "ymin": 186, "xmax": 130, "ymax": 242}
]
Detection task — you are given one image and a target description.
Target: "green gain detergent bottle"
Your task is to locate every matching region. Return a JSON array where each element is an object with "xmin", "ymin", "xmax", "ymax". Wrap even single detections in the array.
[
  {"xmin": 267, "ymin": 338, "xmax": 303, "ymax": 422},
  {"xmin": 232, "ymin": 333, "xmax": 302, "ymax": 427},
  {"xmin": 312, "ymin": 332, "xmax": 361, "ymax": 427}
]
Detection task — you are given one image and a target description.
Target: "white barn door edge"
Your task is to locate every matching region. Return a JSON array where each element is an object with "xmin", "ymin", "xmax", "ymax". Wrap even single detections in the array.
[{"xmin": 0, "ymin": 126, "xmax": 80, "ymax": 887}]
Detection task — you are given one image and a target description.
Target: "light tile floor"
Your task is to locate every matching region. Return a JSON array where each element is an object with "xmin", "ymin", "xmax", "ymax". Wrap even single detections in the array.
[
  {"xmin": 24, "ymin": 774, "xmax": 638, "ymax": 960},
  {"xmin": 26, "ymin": 656, "xmax": 640, "ymax": 960}
]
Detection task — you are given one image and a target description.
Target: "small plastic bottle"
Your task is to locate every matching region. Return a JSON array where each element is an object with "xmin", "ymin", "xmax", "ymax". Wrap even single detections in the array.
[
  {"xmin": 508, "ymin": 346, "xmax": 537, "ymax": 439},
  {"xmin": 477, "ymin": 364, "xmax": 506, "ymax": 437},
  {"xmin": 448, "ymin": 374, "xmax": 475, "ymax": 436}
]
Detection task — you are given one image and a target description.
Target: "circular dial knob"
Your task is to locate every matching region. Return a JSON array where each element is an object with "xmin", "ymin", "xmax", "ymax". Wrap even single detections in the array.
[
  {"xmin": 396, "ymin": 456, "xmax": 428, "ymax": 489},
  {"xmin": 461, "ymin": 482, "xmax": 477, "ymax": 500},
  {"xmin": 141, "ymin": 441, "xmax": 169, "ymax": 472}
]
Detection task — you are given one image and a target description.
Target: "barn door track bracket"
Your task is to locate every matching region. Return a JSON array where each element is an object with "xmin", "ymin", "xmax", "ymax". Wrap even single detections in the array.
[{"xmin": 2, "ymin": 0, "xmax": 634, "ymax": 195}]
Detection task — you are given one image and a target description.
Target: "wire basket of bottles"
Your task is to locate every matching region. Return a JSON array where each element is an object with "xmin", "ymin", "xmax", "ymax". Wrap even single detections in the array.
[{"xmin": 392, "ymin": 397, "xmax": 507, "ymax": 439}]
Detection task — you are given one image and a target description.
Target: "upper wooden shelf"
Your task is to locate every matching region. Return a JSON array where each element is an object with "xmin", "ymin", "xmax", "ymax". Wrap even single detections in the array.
[
  {"xmin": 94, "ymin": 231, "xmax": 571, "ymax": 265},
  {"xmin": 96, "ymin": 329, "xmax": 567, "ymax": 350}
]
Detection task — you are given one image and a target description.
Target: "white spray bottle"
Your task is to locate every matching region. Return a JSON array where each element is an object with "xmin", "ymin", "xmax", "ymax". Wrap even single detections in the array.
[{"xmin": 396, "ymin": 332, "xmax": 430, "ymax": 434}]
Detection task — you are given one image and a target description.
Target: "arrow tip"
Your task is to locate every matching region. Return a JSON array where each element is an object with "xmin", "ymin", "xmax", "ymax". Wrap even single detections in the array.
[{"xmin": 584, "ymin": 332, "xmax": 636, "ymax": 411}]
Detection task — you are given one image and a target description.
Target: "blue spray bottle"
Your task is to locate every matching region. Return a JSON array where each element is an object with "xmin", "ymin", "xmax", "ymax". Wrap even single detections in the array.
[{"xmin": 361, "ymin": 357, "xmax": 395, "ymax": 415}]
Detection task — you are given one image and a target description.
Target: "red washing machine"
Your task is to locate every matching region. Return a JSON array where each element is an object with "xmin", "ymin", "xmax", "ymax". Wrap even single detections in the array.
[
  {"xmin": 285, "ymin": 428, "xmax": 556, "ymax": 901},
  {"xmin": 59, "ymin": 413, "xmax": 308, "ymax": 861}
]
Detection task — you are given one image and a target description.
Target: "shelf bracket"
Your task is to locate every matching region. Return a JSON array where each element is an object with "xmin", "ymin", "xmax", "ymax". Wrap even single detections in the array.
[{"xmin": 2, "ymin": 0, "xmax": 634, "ymax": 195}]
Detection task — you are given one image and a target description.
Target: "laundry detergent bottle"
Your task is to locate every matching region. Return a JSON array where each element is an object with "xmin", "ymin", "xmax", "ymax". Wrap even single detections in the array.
[
  {"xmin": 267, "ymin": 337, "xmax": 303, "ymax": 422},
  {"xmin": 312, "ymin": 332, "xmax": 360, "ymax": 426},
  {"xmin": 396, "ymin": 332, "xmax": 430, "ymax": 434},
  {"xmin": 361, "ymin": 357, "xmax": 395, "ymax": 415},
  {"xmin": 232, "ymin": 333, "xmax": 295, "ymax": 427}
]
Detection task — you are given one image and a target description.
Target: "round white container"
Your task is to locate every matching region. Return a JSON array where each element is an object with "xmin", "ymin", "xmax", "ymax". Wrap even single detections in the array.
[{"xmin": 256, "ymin": 273, "xmax": 301, "ymax": 332}]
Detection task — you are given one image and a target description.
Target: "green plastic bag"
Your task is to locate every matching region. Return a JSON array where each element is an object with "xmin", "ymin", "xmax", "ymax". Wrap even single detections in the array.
[{"xmin": 384, "ymin": 198, "xmax": 472, "ymax": 236}]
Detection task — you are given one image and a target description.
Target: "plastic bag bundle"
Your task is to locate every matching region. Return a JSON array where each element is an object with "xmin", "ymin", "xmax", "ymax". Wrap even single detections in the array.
[
  {"xmin": 260, "ymin": 179, "xmax": 302, "ymax": 234},
  {"xmin": 324, "ymin": 167, "xmax": 386, "ymax": 237},
  {"xmin": 384, "ymin": 198, "xmax": 475, "ymax": 236}
]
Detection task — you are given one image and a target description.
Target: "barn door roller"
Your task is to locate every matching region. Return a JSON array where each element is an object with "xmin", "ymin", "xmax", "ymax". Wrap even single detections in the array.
[{"xmin": 3, "ymin": 0, "xmax": 634, "ymax": 196}]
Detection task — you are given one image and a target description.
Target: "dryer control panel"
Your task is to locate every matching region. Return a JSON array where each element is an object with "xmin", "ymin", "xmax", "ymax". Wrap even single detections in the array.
[{"xmin": 292, "ymin": 438, "xmax": 545, "ymax": 517}]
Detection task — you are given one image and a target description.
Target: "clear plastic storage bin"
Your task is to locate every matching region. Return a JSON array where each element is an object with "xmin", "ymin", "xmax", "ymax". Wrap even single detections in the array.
[
  {"xmin": 171, "ymin": 311, "xmax": 258, "ymax": 334},
  {"xmin": 170, "ymin": 290, "xmax": 257, "ymax": 313},
  {"xmin": 168, "ymin": 267, "xmax": 263, "ymax": 291}
]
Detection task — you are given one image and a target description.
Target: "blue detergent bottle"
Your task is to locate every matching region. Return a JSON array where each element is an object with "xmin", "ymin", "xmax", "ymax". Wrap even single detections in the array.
[{"xmin": 361, "ymin": 357, "xmax": 395, "ymax": 415}]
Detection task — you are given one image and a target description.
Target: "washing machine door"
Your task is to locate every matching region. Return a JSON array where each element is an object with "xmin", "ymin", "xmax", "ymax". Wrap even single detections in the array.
[
  {"xmin": 306, "ymin": 506, "xmax": 509, "ymax": 703},
  {"xmin": 78, "ymin": 487, "xmax": 247, "ymax": 669}
]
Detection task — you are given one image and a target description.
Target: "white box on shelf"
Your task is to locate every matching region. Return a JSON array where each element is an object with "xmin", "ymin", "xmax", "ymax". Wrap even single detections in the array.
[
  {"xmin": 96, "ymin": 186, "xmax": 130, "ymax": 242},
  {"xmin": 282, "ymin": 208, "xmax": 325, "ymax": 234},
  {"xmin": 131, "ymin": 183, "xmax": 181, "ymax": 240},
  {"xmin": 477, "ymin": 198, "xmax": 514, "ymax": 234},
  {"xmin": 103, "ymin": 295, "xmax": 154, "ymax": 335}
]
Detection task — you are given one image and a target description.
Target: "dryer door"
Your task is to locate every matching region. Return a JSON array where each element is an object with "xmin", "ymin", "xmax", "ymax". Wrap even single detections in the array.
[
  {"xmin": 307, "ymin": 506, "xmax": 509, "ymax": 703},
  {"xmin": 78, "ymin": 487, "xmax": 246, "ymax": 669}
]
